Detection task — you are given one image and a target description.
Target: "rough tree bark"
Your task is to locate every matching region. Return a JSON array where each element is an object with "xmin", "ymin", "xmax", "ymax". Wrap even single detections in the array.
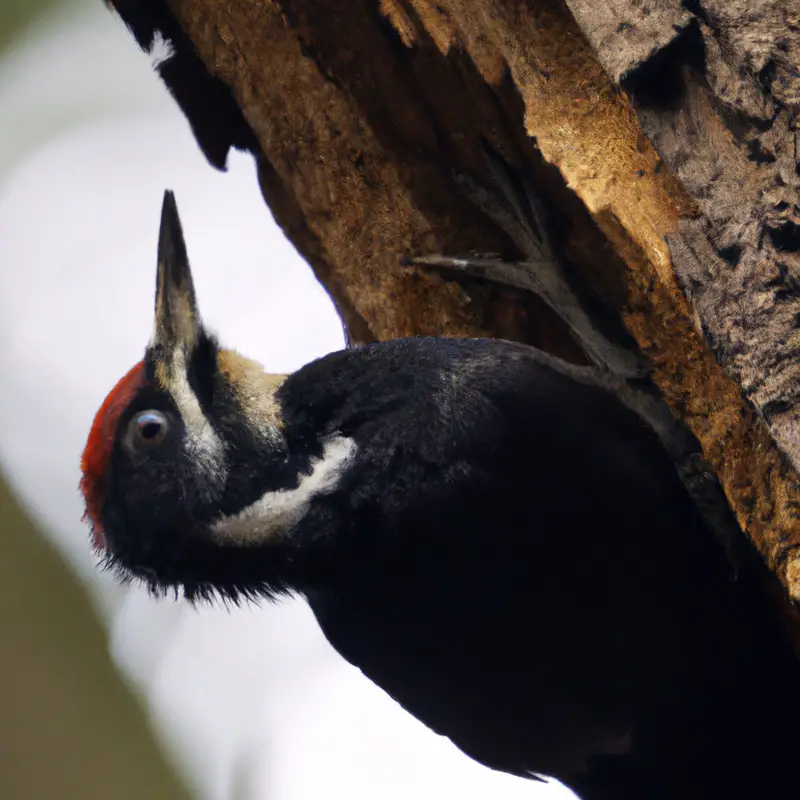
[{"xmin": 109, "ymin": 0, "xmax": 800, "ymax": 636}]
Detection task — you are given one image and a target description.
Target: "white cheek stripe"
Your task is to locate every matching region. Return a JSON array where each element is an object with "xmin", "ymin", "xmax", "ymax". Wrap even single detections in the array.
[
  {"xmin": 157, "ymin": 346, "xmax": 227, "ymax": 485},
  {"xmin": 212, "ymin": 435, "xmax": 356, "ymax": 545},
  {"xmin": 169, "ymin": 349, "xmax": 222, "ymax": 449}
]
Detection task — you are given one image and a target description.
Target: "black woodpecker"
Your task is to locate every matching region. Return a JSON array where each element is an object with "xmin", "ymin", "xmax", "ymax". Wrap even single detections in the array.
[{"xmin": 81, "ymin": 191, "xmax": 800, "ymax": 800}]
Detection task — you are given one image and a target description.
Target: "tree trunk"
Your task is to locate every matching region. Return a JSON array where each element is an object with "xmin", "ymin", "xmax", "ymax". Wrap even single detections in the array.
[{"xmin": 109, "ymin": 0, "xmax": 800, "ymax": 635}]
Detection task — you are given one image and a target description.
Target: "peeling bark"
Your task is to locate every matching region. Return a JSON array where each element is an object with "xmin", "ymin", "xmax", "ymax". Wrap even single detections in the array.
[
  {"xmin": 108, "ymin": 0, "xmax": 800, "ymax": 627},
  {"xmin": 564, "ymin": 0, "xmax": 800, "ymax": 594},
  {"xmin": 563, "ymin": 0, "xmax": 693, "ymax": 85}
]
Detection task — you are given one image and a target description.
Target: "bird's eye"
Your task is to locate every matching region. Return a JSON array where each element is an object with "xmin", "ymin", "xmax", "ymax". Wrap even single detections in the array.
[{"xmin": 129, "ymin": 409, "xmax": 169, "ymax": 447}]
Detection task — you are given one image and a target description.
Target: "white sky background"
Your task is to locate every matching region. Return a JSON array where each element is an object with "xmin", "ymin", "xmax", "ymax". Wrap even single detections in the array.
[{"xmin": 0, "ymin": 3, "xmax": 576, "ymax": 799}]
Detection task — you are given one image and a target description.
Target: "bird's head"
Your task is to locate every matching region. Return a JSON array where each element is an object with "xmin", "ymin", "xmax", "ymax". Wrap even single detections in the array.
[{"xmin": 80, "ymin": 191, "xmax": 355, "ymax": 601}]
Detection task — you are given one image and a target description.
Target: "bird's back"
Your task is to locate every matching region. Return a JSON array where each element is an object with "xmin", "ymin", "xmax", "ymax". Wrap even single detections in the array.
[{"xmin": 285, "ymin": 338, "xmax": 800, "ymax": 798}]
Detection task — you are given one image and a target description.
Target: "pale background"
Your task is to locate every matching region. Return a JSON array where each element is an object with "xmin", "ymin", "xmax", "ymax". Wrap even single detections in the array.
[{"xmin": 0, "ymin": 2, "xmax": 575, "ymax": 797}]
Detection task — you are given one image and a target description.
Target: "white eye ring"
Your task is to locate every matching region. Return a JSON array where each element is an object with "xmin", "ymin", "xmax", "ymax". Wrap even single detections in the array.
[{"xmin": 129, "ymin": 409, "xmax": 169, "ymax": 447}]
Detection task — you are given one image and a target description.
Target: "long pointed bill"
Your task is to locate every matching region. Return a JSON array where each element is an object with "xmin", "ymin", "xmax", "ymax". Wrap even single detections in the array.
[
  {"xmin": 150, "ymin": 191, "xmax": 227, "ymax": 481},
  {"xmin": 152, "ymin": 190, "xmax": 202, "ymax": 364}
]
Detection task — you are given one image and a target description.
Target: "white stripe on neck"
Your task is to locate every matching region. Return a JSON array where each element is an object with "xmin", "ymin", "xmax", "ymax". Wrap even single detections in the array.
[
  {"xmin": 167, "ymin": 347, "xmax": 227, "ymax": 485},
  {"xmin": 212, "ymin": 435, "xmax": 356, "ymax": 545}
]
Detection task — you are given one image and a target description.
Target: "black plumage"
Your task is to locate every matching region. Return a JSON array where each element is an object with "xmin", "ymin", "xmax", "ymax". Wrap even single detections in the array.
[
  {"xmin": 284, "ymin": 338, "xmax": 800, "ymax": 799},
  {"xmin": 83, "ymin": 193, "xmax": 800, "ymax": 800}
]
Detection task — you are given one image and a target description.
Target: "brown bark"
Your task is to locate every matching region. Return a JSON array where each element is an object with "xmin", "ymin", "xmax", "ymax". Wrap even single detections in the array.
[{"xmin": 109, "ymin": 0, "xmax": 800, "ymax": 625}]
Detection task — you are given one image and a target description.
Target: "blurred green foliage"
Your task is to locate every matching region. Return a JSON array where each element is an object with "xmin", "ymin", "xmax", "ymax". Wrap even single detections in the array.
[
  {"xmin": 0, "ymin": 471, "xmax": 193, "ymax": 799},
  {"xmin": 0, "ymin": 0, "xmax": 61, "ymax": 50}
]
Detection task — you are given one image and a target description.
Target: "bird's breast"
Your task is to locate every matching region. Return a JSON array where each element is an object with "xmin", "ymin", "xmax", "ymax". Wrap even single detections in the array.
[{"xmin": 307, "ymin": 561, "xmax": 646, "ymax": 780}]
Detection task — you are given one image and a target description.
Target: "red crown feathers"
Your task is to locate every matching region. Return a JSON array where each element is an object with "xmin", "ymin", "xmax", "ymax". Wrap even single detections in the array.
[{"xmin": 80, "ymin": 361, "xmax": 147, "ymax": 549}]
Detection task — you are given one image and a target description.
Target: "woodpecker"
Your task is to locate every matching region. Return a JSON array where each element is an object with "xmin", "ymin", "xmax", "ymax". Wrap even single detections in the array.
[{"xmin": 82, "ymin": 191, "xmax": 800, "ymax": 800}]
